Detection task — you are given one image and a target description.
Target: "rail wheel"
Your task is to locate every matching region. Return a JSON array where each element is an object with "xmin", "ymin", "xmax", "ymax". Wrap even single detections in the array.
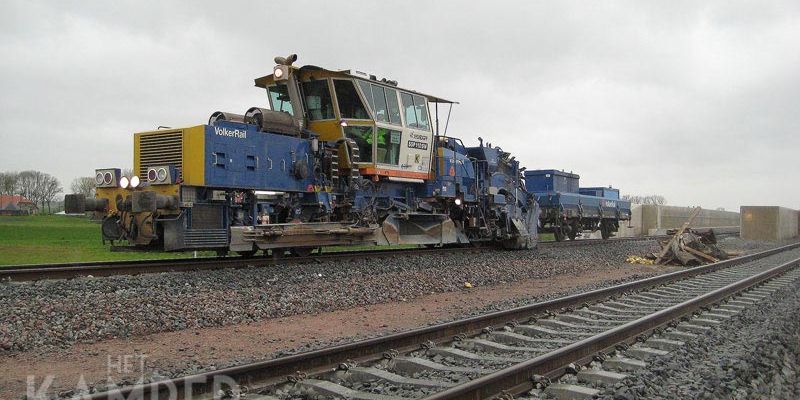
[
  {"xmin": 270, "ymin": 248, "xmax": 287, "ymax": 260},
  {"xmin": 567, "ymin": 221, "xmax": 579, "ymax": 241},
  {"xmin": 290, "ymin": 247, "xmax": 314, "ymax": 257},
  {"xmin": 600, "ymin": 221, "xmax": 612, "ymax": 240},
  {"xmin": 554, "ymin": 226, "xmax": 565, "ymax": 242},
  {"xmin": 236, "ymin": 250, "xmax": 257, "ymax": 258}
]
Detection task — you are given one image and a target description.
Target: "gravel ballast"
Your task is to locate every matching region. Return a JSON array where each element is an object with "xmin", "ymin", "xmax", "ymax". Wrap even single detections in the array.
[
  {"xmin": 0, "ymin": 241, "xmax": 666, "ymax": 353},
  {"xmin": 598, "ymin": 270, "xmax": 800, "ymax": 400}
]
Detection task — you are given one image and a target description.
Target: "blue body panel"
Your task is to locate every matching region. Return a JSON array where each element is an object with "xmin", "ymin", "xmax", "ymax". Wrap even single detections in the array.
[
  {"xmin": 203, "ymin": 122, "xmax": 317, "ymax": 192},
  {"xmin": 524, "ymin": 169, "xmax": 579, "ymax": 193},
  {"xmin": 423, "ymin": 147, "xmax": 478, "ymax": 202},
  {"xmin": 525, "ymin": 170, "xmax": 631, "ymax": 219},
  {"xmin": 579, "ymin": 187, "xmax": 620, "ymax": 200}
]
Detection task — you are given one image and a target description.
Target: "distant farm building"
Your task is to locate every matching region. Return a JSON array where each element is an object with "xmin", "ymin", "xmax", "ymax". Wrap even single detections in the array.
[{"xmin": 0, "ymin": 195, "xmax": 38, "ymax": 215}]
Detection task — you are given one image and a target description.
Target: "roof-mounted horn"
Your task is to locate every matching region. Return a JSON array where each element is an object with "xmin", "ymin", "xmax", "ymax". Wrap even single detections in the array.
[{"xmin": 274, "ymin": 54, "xmax": 298, "ymax": 66}]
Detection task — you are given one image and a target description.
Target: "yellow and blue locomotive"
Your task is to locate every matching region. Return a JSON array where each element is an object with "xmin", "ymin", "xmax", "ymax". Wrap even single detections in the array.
[{"xmin": 65, "ymin": 54, "xmax": 538, "ymax": 255}]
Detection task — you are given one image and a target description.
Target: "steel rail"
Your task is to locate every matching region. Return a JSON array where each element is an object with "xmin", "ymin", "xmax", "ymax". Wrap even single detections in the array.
[
  {"xmin": 424, "ymin": 255, "xmax": 800, "ymax": 399},
  {"xmin": 82, "ymin": 241, "xmax": 797, "ymax": 400},
  {"xmin": 0, "ymin": 235, "xmax": 665, "ymax": 282},
  {"xmin": 0, "ymin": 246, "xmax": 477, "ymax": 281}
]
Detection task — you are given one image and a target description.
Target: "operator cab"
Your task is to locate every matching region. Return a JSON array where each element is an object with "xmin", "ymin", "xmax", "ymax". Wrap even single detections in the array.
[{"xmin": 254, "ymin": 57, "xmax": 456, "ymax": 183}]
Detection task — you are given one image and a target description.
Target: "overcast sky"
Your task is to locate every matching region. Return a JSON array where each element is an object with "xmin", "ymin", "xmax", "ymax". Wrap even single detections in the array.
[{"xmin": 1, "ymin": 1, "xmax": 798, "ymax": 211}]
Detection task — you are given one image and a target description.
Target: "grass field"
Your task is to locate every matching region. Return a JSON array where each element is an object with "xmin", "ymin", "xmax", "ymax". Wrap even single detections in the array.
[
  {"xmin": 0, "ymin": 215, "xmax": 211, "ymax": 266},
  {"xmin": 0, "ymin": 214, "xmax": 553, "ymax": 266}
]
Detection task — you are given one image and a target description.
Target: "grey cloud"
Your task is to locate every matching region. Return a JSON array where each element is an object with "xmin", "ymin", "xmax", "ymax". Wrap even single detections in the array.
[{"xmin": 1, "ymin": 0, "xmax": 798, "ymax": 212}]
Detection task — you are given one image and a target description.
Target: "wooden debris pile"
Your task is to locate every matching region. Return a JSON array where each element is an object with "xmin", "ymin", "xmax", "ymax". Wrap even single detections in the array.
[
  {"xmin": 626, "ymin": 207, "xmax": 736, "ymax": 267},
  {"xmin": 655, "ymin": 229, "xmax": 730, "ymax": 266}
]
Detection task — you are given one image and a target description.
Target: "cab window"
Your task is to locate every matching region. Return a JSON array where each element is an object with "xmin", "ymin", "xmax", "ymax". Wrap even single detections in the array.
[
  {"xmin": 357, "ymin": 80, "xmax": 374, "ymax": 110},
  {"xmin": 302, "ymin": 80, "xmax": 334, "ymax": 120},
  {"xmin": 412, "ymin": 95, "xmax": 429, "ymax": 130},
  {"xmin": 268, "ymin": 85, "xmax": 294, "ymax": 115},
  {"xmin": 343, "ymin": 125, "xmax": 373, "ymax": 163},
  {"xmin": 371, "ymin": 85, "xmax": 389, "ymax": 123},
  {"xmin": 334, "ymin": 80, "xmax": 370, "ymax": 119},
  {"xmin": 384, "ymin": 88, "xmax": 402, "ymax": 125},
  {"xmin": 401, "ymin": 93, "xmax": 430, "ymax": 130},
  {"xmin": 376, "ymin": 127, "xmax": 401, "ymax": 165},
  {"xmin": 357, "ymin": 80, "xmax": 402, "ymax": 126}
]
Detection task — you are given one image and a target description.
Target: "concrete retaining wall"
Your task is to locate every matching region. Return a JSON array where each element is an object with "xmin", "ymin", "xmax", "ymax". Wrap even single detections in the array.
[
  {"xmin": 617, "ymin": 205, "xmax": 740, "ymax": 237},
  {"xmin": 741, "ymin": 206, "xmax": 799, "ymax": 241}
]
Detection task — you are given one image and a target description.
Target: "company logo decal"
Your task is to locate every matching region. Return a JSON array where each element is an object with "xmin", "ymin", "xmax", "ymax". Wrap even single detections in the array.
[{"xmin": 214, "ymin": 126, "xmax": 247, "ymax": 139}]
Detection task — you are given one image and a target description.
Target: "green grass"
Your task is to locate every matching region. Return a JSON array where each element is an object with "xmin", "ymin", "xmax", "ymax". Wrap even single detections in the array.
[
  {"xmin": 539, "ymin": 233, "xmax": 555, "ymax": 241},
  {"xmin": 0, "ymin": 215, "xmax": 212, "ymax": 266},
  {"xmin": 0, "ymin": 214, "xmax": 551, "ymax": 266}
]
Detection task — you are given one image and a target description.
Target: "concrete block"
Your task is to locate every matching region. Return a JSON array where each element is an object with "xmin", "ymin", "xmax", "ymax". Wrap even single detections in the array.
[
  {"xmin": 604, "ymin": 356, "xmax": 647, "ymax": 372},
  {"xmin": 645, "ymin": 338, "xmax": 684, "ymax": 351},
  {"xmin": 545, "ymin": 383, "xmax": 600, "ymax": 400},
  {"xmin": 577, "ymin": 369, "xmax": 628, "ymax": 385},
  {"xmin": 625, "ymin": 205, "xmax": 740, "ymax": 237},
  {"xmin": 299, "ymin": 379, "xmax": 405, "ymax": 400},
  {"xmin": 662, "ymin": 330, "xmax": 697, "ymax": 341},
  {"xmin": 741, "ymin": 206, "xmax": 799, "ymax": 241},
  {"xmin": 626, "ymin": 346, "xmax": 669, "ymax": 360},
  {"xmin": 348, "ymin": 366, "xmax": 453, "ymax": 388}
]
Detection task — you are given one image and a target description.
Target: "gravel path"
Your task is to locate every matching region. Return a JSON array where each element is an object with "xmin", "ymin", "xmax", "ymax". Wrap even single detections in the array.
[
  {"xmin": 598, "ymin": 269, "xmax": 800, "ymax": 400},
  {"xmin": 1, "ymin": 241, "xmax": 664, "ymax": 353},
  {"xmin": 0, "ymin": 238, "xmax": 789, "ymax": 398},
  {"xmin": 0, "ymin": 237, "xmax": 784, "ymax": 354}
]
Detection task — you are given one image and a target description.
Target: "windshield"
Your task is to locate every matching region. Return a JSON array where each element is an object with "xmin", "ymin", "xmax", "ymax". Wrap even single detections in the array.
[{"xmin": 268, "ymin": 84, "xmax": 294, "ymax": 115}]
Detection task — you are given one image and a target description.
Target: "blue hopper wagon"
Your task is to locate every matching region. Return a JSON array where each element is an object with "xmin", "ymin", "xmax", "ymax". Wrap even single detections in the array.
[{"xmin": 524, "ymin": 169, "xmax": 631, "ymax": 241}]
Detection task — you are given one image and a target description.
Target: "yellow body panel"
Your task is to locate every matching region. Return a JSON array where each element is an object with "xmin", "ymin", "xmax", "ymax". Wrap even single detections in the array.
[
  {"xmin": 181, "ymin": 125, "xmax": 206, "ymax": 186},
  {"xmin": 96, "ymin": 187, "xmax": 127, "ymax": 214},
  {"xmin": 308, "ymin": 120, "xmax": 345, "ymax": 142}
]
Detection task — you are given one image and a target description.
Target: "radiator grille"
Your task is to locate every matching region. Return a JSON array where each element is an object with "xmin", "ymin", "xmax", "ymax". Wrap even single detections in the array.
[
  {"xmin": 138, "ymin": 130, "xmax": 183, "ymax": 180},
  {"xmin": 191, "ymin": 204, "xmax": 224, "ymax": 229},
  {"xmin": 184, "ymin": 229, "xmax": 228, "ymax": 248}
]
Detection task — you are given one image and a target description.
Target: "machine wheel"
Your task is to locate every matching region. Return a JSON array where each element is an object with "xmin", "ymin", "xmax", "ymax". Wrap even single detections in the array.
[
  {"xmin": 270, "ymin": 248, "xmax": 287, "ymax": 259},
  {"xmin": 554, "ymin": 226, "xmax": 565, "ymax": 242},
  {"xmin": 290, "ymin": 247, "xmax": 314, "ymax": 257},
  {"xmin": 236, "ymin": 250, "xmax": 257, "ymax": 258},
  {"xmin": 567, "ymin": 221, "xmax": 579, "ymax": 241},
  {"xmin": 600, "ymin": 222, "xmax": 611, "ymax": 240}
]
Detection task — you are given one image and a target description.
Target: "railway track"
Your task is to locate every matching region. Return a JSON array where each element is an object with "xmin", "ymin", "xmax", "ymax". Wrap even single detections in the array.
[
  {"xmin": 82, "ymin": 241, "xmax": 799, "ymax": 400},
  {"xmin": 0, "ymin": 235, "xmax": 664, "ymax": 282}
]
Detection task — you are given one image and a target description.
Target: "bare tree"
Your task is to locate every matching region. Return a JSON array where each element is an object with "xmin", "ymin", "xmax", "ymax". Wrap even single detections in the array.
[
  {"xmin": 622, "ymin": 194, "xmax": 667, "ymax": 205},
  {"xmin": 41, "ymin": 175, "xmax": 62, "ymax": 213},
  {"xmin": 0, "ymin": 172, "xmax": 19, "ymax": 195},
  {"xmin": 16, "ymin": 170, "xmax": 39, "ymax": 203},
  {"xmin": 12, "ymin": 170, "xmax": 63, "ymax": 213},
  {"xmin": 71, "ymin": 177, "xmax": 96, "ymax": 197}
]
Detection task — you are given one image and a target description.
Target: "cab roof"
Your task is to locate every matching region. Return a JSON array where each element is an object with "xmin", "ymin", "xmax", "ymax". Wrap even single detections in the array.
[{"xmin": 254, "ymin": 64, "xmax": 458, "ymax": 104}]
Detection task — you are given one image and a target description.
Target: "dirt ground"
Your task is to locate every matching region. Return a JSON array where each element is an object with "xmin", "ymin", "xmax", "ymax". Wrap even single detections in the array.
[{"xmin": 0, "ymin": 263, "xmax": 673, "ymax": 398}]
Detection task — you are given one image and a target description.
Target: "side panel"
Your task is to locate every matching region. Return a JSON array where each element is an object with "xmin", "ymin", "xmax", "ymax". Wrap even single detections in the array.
[
  {"xmin": 182, "ymin": 125, "xmax": 206, "ymax": 186},
  {"xmin": 396, "ymin": 128, "xmax": 432, "ymax": 176},
  {"xmin": 203, "ymin": 125, "xmax": 316, "ymax": 192}
]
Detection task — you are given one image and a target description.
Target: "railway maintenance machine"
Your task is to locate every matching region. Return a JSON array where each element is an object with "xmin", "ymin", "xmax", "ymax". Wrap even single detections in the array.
[{"xmin": 66, "ymin": 54, "xmax": 539, "ymax": 255}]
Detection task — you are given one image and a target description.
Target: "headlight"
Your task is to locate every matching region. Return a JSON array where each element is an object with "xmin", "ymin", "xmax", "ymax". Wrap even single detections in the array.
[
  {"xmin": 103, "ymin": 172, "xmax": 113, "ymax": 185},
  {"xmin": 147, "ymin": 168, "xmax": 157, "ymax": 182},
  {"xmin": 119, "ymin": 176, "xmax": 130, "ymax": 189},
  {"xmin": 273, "ymin": 67, "xmax": 284, "ymax": 79},
  {"xmin": 95, "ymin": 172, "xmax": 105, "ymax": 185},
  {"xmin": 454, "ymin": 198, "xmax": 463, "ymax": 206},
  {"xmin": 130, "ymin": 175, "xmax": 141, "ymax": 188},
  {"xmin": 157, "ymin": 168, "xmax": 167, "ymax": 182}
]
